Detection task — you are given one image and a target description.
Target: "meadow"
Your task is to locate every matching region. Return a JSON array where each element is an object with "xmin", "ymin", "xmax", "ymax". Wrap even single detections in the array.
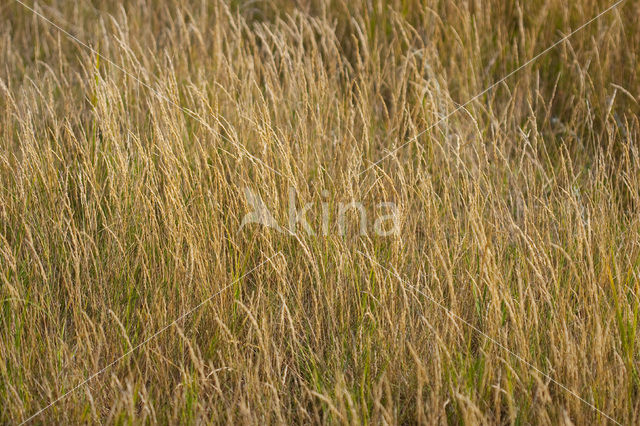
[{"xmin": 1, "ymin": 0, "xmax": 639, "ymax": 424}]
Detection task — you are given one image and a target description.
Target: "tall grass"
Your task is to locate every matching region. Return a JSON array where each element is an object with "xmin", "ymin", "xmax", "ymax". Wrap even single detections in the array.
[{"xmin": 1, "ymin": 0, "xmax": 639, "ymax": 423}]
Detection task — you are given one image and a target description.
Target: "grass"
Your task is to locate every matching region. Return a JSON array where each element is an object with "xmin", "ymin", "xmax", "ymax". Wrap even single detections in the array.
[{"xmin": 1, "ymin": 0, "xmax": 639, "ymax": 424}]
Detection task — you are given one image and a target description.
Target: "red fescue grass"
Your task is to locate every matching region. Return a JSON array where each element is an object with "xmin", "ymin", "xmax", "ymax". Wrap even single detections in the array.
[{"xmin": 1, "ymin": 0, "xmax": 639, "ymax": 424}]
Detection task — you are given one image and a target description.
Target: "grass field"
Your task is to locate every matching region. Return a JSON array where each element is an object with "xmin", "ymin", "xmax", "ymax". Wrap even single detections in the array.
[{"xmin": 1, "ymin": 0, "xmax": 640, "ymax": 424}]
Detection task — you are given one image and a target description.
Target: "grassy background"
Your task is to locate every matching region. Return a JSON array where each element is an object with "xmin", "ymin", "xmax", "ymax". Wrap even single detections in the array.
[{"xmin": 1, "ymin": 0, "xmax": 639, "ymax": 423}]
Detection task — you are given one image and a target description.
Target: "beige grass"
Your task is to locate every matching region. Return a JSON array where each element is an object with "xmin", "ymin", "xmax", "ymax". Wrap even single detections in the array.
[{"xmin": 1, "ymin": 0, "xmax": 639, "ymax": 424}]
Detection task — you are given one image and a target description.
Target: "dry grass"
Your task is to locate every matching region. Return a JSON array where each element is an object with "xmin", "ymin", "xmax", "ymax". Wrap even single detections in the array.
[{"xmin": 1, "ymin": 0, "xmax": 640, "ymax": 424}]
